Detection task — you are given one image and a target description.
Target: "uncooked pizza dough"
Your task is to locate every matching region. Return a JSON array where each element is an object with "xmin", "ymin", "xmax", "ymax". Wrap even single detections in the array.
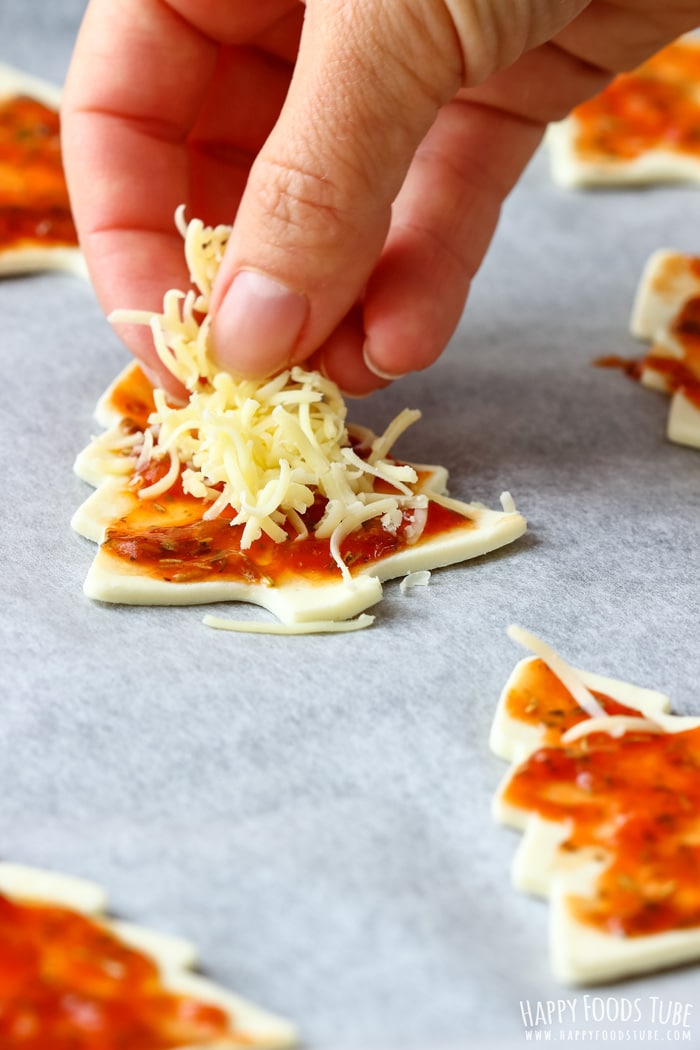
[
  {"xmin": 72, "ymin": 210, "xmax": 527, "ymax": 628},
  {"xmin": 629, "ymin": 248, "xmax": 700, "ymax": 448},
  {"xmin": 0, "ymin": 63, "xmax": 525, "ymax": 630},
  {"xmin": 547, "ymin": 37, "xmax": 700, "ymax": 188},
  {"xmin": 72, "ymin": 361, "xmax": 526, "ymax": 626},
  {"xmin": 0, "ymin": 861, "xmax": 297, "ymax": 1048},
  {"xmin": 490, "ymin": 627, "xmax": 700, "ymax": 984},
  {"xmin": 0, "ymin": 63, "xmax": 85, "ymax": 276}
]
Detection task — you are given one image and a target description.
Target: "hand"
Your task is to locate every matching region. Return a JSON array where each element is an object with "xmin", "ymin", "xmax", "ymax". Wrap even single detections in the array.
[{"xmin": 62, "ymin": 0, "xmax": 700, "ymax": 397}]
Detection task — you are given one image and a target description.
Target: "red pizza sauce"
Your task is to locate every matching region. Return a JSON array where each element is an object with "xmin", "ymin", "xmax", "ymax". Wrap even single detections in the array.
[
  {"xmin": 0, "ymin": 95, "xmax": 77, "ymax": 251},
  {"xmin": 100, "ymin": 366, "xmax": 476, "ymax": 586},
  {"xmin": 502, "ymin": 658, "xmax": 700, "ymax": 938},
  {"xmin": 593, "ymin": 354, "xmax": 644, "ymax": 381},
  {"xmin": 572, "ymin": 41, "xmax": 700, "ymax": 163},
  {"xmin": 0, "ymin": 893, "xmax": 246, "ymax": 1049},
  {"xmin": 643, "ymin": 295, "xmax": 700, "ymax": 408},
  {"xmin": 103, "ymin": 462, "xmax": 474, "ymax": 586},
  {"xmin": 595, "ymin": 259, "xmax": 700, "ymax": 408},
  {"xmin": 504, "ymin": 657, "xmax": 641, "ymax": 742},
  {"xmin": 109, "ymin": 364, "xmax": 158, "ymax": 431}
]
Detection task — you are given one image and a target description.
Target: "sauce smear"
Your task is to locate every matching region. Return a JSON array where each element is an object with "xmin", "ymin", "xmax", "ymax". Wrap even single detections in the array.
[
  {"xmin": 0, "ymin": 893, "xmax": 246, "ymax": 1048},
  {"xmin": 644, "ymin": 295, "xmax": 700, "ymax": 408},
  {"xmin": 0, "ymin": 95, "xmax": 77, "ymax": 251},
  {"xmin": 596, "ymin": 292, "xmax": 700, "ymax": 408},
  {"xmin": 100, "ymin": 366, "xmax": 476, "ymax": 586},
  {"xmin": 572, "ymin": 40, "xmax": 700, "ymax": 163},
  {"xmin": 503, "ymin": 658, "xmax": 700, "ymax": 938}
]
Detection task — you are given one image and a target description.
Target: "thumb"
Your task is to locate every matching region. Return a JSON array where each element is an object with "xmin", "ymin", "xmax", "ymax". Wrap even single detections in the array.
[{"xmin": 209, "ymin": 0, "xmax": 462, "ymax": 377}]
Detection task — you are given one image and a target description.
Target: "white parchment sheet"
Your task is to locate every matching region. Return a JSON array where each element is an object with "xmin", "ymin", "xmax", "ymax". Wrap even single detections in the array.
[{"xmin": 2, "ymin": 3, "xmax": 699, "ymax": 1047}]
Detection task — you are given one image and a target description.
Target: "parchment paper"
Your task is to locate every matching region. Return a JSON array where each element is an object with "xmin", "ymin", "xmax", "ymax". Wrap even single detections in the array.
[{"xmin": 2, "ymin": 4, "xmax": 700, "ymax": 1048}]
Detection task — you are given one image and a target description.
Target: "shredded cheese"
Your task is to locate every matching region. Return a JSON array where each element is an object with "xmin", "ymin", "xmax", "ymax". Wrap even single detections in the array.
[
  {"xmin": 202, "ymin": 613, "xmax": 375, "ymax": 634},
  {"xmin": 135, "ymin": 448, "xmax": 180, "ymax": 501},
  {"xmin": 500, "ymin": 491, "xmax": 517, "ymax": 514},
  {"xmin": 109, "ymin": 208, "xmax": 427, "ymax": 576},
  {"xmin": 561, "ymin": 715, "xmax": 665, "ymax": 744},
  {"xmin": 399, "ymin": 570, "xmax": 431, "ymax": 593},
  {"xmin": 506, "ymin": 625, "xmax": 609, "ymax": 721}
]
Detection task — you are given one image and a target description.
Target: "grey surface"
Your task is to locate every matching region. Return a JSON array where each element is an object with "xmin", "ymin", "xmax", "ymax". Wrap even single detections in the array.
[{"xmin": 2, "ymin": 4, "xmax": 700, "ymax": 1049}]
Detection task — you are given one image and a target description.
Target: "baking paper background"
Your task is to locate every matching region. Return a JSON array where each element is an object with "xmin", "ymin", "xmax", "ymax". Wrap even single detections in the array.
[{"xmin": 2, "ymin": 3, "xmax": 700, "ymax": 1047}]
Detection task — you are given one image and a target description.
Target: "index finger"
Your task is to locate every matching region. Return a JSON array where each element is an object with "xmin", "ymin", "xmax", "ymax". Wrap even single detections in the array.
[
  {"xmin": 61, "ymin": 0, "xmax": 297, "ymax": 385},
  {"xmin": 62, "ymin": 0, "xmax": 216, "ymax": 290}
]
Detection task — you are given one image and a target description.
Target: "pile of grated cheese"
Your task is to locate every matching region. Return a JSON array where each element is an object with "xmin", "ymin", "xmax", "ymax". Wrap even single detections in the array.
[{"xmin": 109, "ymin": 208, "xmax": 429, "ymax": 580}]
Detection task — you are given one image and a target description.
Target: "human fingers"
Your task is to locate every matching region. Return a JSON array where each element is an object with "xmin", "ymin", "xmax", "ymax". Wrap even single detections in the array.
[
  {"xmin": 61, "ymin": 0, "xmax": 299, "ymax": 390},
  {"xmin": 316, "ymin": 0, "xmax": 700, "ymax": 392},
  {"xmin": 306, "ymin": 308, "xmax": 390, "ymax": 399},
  {"xmin": 313, "ymin": 35, "xmax": 608, "ymax": 392},
  {"xmin": 208, "ymin": 0, "xmax": 465, "ymax": 378},
  {"xmin": 61, "ymin": 0, "xmax": 209, "ymax": 387},
  {"xmin": 308, "ymin": 98, "xmax": 544, "ymax": 394},
  {"xmin": 360, "ymin": 99, "xmax": 545, "ymax": 383},
  {"xmin": 354, "ymin": 0, "xmax": 696, "ymax": 388},
  {"xmin": 552, "ymin": 0, "xmax": 700, "ymax": 74}
]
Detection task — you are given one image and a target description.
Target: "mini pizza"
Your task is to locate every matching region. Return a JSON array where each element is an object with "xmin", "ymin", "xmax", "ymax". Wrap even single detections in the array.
[
  {"xmin": 599, "ymin": 248, "xmax": 700, "ymax": 449},
  {"xmin": 0, "ymin": 63, "xmax": 84, "ymax": 276},
  {"xmin": 547, "ymin": 36, "xmax": 700, "ymax": 188},
  {"xmin": 72, "ymin": 210, "xmax": 526, "ymax": 628},
  {"xmin": 0, "ymin": 861, "xmax": 297, "ymax": 1048},
  {"xmin": 626, "ymin": 248, "xmax": 700, "ymax": 448},
  {"xmin": 490, "ymin": 626, "xmax": 700, "ymax": 985}
]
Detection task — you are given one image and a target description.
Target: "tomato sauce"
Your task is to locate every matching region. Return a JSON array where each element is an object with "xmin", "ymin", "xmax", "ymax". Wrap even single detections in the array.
[
  {"xmin": 572, "ymin": 41, "xmax": 700, "ymax": 163},
  {"xmin": 502, "ymin": 658, "xmax": 700, "ymax": 938},
  {"xmin": 103, "ymin": 463, "xmax": 474, "ymax": 586},
  {"xmin": 597, "ymin": 293, "xmax": 700, "ymax": 408},
  {"xmin": 0, "ymin": 893, "xmax": 244, "ymax": 1048},
  {"xmin": 504, "ymin": 657, "xmax": 641, "ymax": 742},
  {"xmin": 100, "ymin": 366, "xmax": 476, "ymax": 585},
  {"xmin": 0, "ymin": 95, "xmax": 77, "ymax": 251},
  {"xmin": 643, "ymin": 295, "xmax": 700, "ymax": 408},
  {"xmin": 109, "ymin": 364, "xmax": 157, "ymax": 431}
]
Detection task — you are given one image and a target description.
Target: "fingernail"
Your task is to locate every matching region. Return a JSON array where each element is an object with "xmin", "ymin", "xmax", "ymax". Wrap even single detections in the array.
[
  {"xmin": 212, "ymin": 270, "xmax": 308, "ymax": 376},
  {"xmin": 362, "ymin": 339, "xmax": 406, "ymax": 381}
]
